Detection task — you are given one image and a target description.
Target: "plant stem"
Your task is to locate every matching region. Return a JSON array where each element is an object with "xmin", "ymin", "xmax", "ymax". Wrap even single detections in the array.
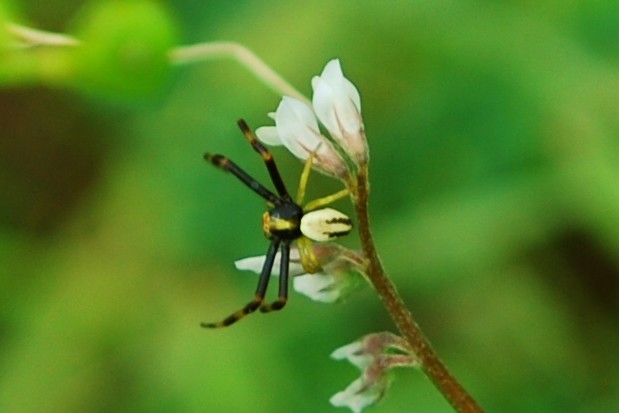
[
  {"xmin": 5, "ymin": 23, "xmax": 81, "ymax": 48},
  {"xmin": 351, "ymin": 167, "xmax": 485, "ymax": 413},
  {"xmin": 169, "ymin": 42, "xmax": 309, "ymax": 104}
]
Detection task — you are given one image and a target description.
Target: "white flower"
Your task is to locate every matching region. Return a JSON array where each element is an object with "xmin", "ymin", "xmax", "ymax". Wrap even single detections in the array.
[
  {"xmin": 312, "ymin": 59, "xmax": 367, "ymax": 164},
  {"xmin": 255, "ymin": 97, "xmax": 346, "ymax": 178},
  {"xmin": 256, "ymin": 58, "xmax": 368, "ymax": 179},
  {"xmin": 329, "ymin": 376, "xmax": 387, "ymax": 413}
]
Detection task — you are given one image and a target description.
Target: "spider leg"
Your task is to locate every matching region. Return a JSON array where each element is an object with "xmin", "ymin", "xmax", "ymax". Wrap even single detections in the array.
[
  {"xmin": 204, "ymin": 153, "xmax": 280, "ymax": 205},
  {"xmin": 295, "ymin": 145, "xmax": 348, "ymax": 211},
  {"xmin": 296, "ymin": 236, "xmax": 321, "ymax": 274},
  {"xmin": 201, "ymin": 239, "xmax": 281, "ymax": 328},
  {"xmin": 303, "ymin": 188, "xmax": 349, "ymax": 212},
  {"xmin": 296, "ymin": 150, "xmax": 316, "ymax": 205},
  {"xmin": 237, "ymin": 119, "xmax": 291, "ymax": 199},
  {"xmin": 260, "ymin": 240, "xmax": 291, "ymax": 313}
]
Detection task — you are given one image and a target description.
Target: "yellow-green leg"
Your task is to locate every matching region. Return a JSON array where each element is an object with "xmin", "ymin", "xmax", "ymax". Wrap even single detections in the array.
[
  {"xmin": 297, "ymin": 236, "xmax": 322, "ymax": 274},
  {"xmin": 296, "ymin": 151, "xmax": 316, "ymax": 205},
  {"xmin": 303, "ymin": 188, "xmax": 349, "ymax": 212}
]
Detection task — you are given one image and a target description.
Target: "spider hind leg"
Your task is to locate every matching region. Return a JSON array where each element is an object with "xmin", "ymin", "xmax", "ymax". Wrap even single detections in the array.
[
  {"xmin": 201, "ymin": 240, "xmax": 281, "ymax": 328},
  {"xmin": 200, "ymin": 297, "xmax": 263, "ymax": 328},
  {"xmin": 260, "ymin": 240, "xmax": 291, "ymax": 313}
]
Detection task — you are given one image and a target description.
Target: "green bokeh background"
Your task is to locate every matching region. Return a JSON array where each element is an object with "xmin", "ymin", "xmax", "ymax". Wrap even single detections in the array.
[{"xmin": 2, "ymin": 1, "xmax": 619, "ymax": 412}]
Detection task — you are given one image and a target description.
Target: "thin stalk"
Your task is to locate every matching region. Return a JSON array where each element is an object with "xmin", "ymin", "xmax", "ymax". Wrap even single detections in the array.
[
  {"xmin": 4, "ymin": 23, "xmax": 307, "ymax": 104},
  {"xmin": 169, "ymin": 42, "xmax": 309, "ymax": 104},
  {"xmin": 351, "ymin": 167, "xmax": 485, "ymax": 413},
  {"xmin": 5, "ymin": 23, "xmax": 81, "ymax": 48}
]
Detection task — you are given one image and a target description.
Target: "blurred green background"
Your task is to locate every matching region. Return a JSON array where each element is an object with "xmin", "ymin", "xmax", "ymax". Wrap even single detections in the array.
[{"xmin": 1, "ymin": 1, "xmax": 619, "ymax": 412}]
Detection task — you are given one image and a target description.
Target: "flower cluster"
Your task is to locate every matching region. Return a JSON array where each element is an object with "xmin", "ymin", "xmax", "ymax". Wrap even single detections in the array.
[
  {"xmin": 236, "ymin": 59, "xmax": 370, "ymax": 304},
  {"xmin": 330, "ymin": 332, "xmax": 419, "ymax": 413},
  {"xmin": 256, "ymin": 59, "xmax": 367, "ymax": 180}
]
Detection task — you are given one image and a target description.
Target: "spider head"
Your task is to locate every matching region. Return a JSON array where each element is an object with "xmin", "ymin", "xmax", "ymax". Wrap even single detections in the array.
[
  {"xmin": 263, "ymin": 201, "xmax": 304, "ymax": 240},
  {"xmin": 300, "ymin": 208, "xmax": 352, "ymax": 242}
]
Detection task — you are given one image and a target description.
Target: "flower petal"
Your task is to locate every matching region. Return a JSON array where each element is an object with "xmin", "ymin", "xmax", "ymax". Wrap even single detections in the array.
[
  {"xmin": 330, "ymin": 377, "xmax": 385, "ymax": 413},
  {"xmin": 319, "ymin": 59, "xmax": 361, "ymax": 111},
  {"xmin": 331, "ymin": 342, "xmax": 373, "ymax": 370},
  {"xmin": 255, "ymin": 125, "xmax": 282, "ymax": 146},
  {"xmin": 234, "ymin": 255, "xmax": 267, "ymax": 274},
  {"xmin": 274, "ymin": 96, "xmax": 323, "ymax": 160},
  {"xmin": 293, "ymin": 273, "xmax": 341, "ymax": 303},
  {"xmin": 235, "ymin": 249, "xmax": 305, "ymax": 277},
  {"xmin": 312, "ymin": 59, "xmax": 362, "ymax": 140}
]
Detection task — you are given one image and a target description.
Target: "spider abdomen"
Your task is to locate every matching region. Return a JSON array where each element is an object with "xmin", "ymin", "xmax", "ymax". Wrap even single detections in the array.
[{"xmin": 300, "ymin": 208, "xmax": 353, "ymax": 242}]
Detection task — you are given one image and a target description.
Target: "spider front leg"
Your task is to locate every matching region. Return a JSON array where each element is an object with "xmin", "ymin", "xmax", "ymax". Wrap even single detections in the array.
[
  {"xmin": 201, "ymin": 239, "xmax": 281, "ymax": 328},
  {"xmin": 260, "ymin": 240, "xmax": 292, "ymax": 313},
  {"xmin": 295, "ymin": 146, "xmax": 349, "ymax": 211},
  {"xmin": 303, "ymin": 189, "xmax": 350, "ymax": 212},
  {"xmin": 296, "ymin": 236, "xmax": 322, "ymax": 274},
  {"xmin": 204, "ymin": 153, "xmax": 280, "ymax": 205},
  {"xmin": 237, "ymin": 119, "xmax": 290, "ymax": 198}
]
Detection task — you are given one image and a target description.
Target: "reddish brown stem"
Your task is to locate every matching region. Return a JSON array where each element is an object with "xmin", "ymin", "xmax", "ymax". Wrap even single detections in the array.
[{"xmin": 351, "ymin": 167, "xmax": 484, "ymax": 413}]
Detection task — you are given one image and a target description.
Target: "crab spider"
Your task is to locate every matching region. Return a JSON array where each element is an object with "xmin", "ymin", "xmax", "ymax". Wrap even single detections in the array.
[{"xmin": 202, "ymin": 119, "xmax": 351, "ymax": 328}]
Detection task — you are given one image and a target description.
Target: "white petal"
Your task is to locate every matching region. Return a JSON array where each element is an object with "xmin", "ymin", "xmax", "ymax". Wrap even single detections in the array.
[
  {"xmin": 234, "ymin": 255, "xmax": 268, "ymax": 274},
  {"xmin": 293, "ymin": 273, "xmax": 341, "ymax": 303},
  {"xmin": 274, "ymin": 96, "xmax": 323, "ymax": 160},
  {"xmin": 330, "ymin": 377, "xmax": 382, "ymax": 413},
  {"xmin": 317, "ymin": 59, "xmax": 361, "ymax": 111},
  {"xmin": 331, "ymin": 342, "xmax": 373, "ymax": 370},
  {"xmin": 312, "ymin": 59, "xmax": 362, "ymax": 140},
  {"xmin": 331, "ymin": 342, "xmax": 363, "ymax": 360},
  {"xmin": 255, "ymin": 126, "xmax": 282, "ymax": 146},
  {"xmin": 312, "ymin": 78, "xmax": 339, "ymax": 137}
]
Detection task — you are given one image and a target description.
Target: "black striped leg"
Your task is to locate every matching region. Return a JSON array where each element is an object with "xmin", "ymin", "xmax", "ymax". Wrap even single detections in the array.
[
  {"xmin": 260, "ymin": 240, "xmax": 291, "ymax": 313},
  {"xmin": 201, "ymin": 239, "xmax": 281, "ymax": 328},
  {"xmin": 204, "ymin": 153, "xmax": 280, "ymax": 205},
  {"xmin": 237, "ymin": 119, "xmax": 290, "ymax": 199}
]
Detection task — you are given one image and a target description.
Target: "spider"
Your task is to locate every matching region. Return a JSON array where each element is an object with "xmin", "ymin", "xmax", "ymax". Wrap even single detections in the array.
[{"xmin": 202, "ymin": 119, "xmax": 352, "ymax": 328}]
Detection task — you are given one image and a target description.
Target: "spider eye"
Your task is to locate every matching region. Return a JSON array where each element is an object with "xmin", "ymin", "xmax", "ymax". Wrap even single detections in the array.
[{"xmin": 300, "ymin": 208, "xmax": 352, "ymax": 242}]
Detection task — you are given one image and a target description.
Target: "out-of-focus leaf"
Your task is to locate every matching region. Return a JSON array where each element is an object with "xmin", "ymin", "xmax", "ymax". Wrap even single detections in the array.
[{"xmin": 69, "ymin": 0, "xmax": 178, "ymax": 101}]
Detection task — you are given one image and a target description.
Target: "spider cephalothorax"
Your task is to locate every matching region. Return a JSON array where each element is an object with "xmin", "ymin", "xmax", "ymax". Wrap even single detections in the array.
[
  {"xmin": 202, "ymin": 119, "xmax": 351, "ymax": 328},
  {"xmin": 263, "ymin": 202, "xmax": 303, "ymax": 240}
]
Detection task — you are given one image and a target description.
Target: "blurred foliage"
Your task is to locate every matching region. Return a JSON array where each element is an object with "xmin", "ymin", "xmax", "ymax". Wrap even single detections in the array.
[
  {"xmin": 1, "ymin": 1, "xmax": 619, "ymax": 412},
  {"xmin": 69, "ymin": 0, "xmax": 178, "ymax": 101}
]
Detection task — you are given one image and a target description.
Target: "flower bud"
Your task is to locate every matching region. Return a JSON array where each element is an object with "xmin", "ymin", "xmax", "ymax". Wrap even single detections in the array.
[
  {"xmin": 312, "ymin": 59, "xmax": 368, "ymax": 165},
  {"xmin": 330, "ymin": 332, "xmax": 418, "ymax": 413}
]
